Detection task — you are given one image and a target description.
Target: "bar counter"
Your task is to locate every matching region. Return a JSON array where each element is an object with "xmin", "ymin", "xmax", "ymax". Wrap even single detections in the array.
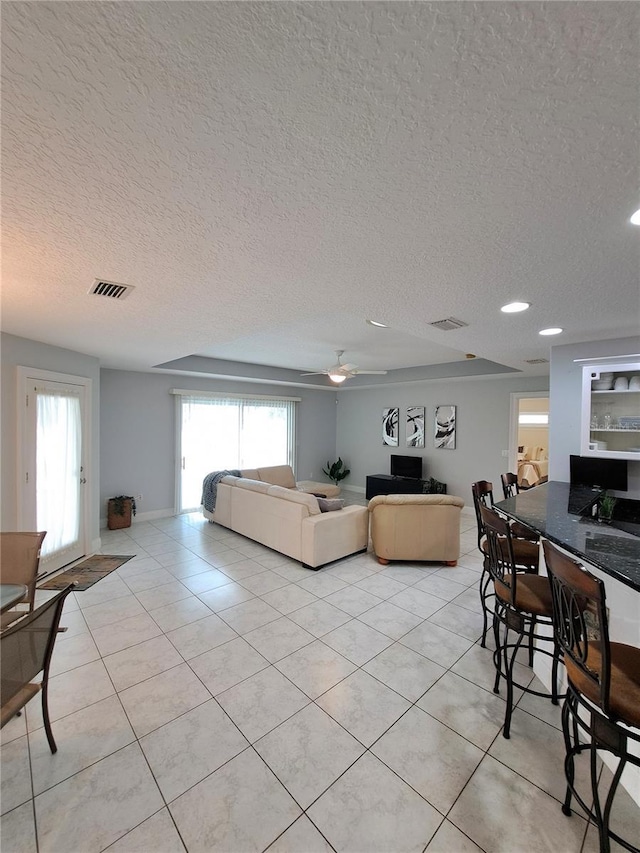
[{"xmin": 495, "ymin": 480, "xmax": 640, "ymax": 593}]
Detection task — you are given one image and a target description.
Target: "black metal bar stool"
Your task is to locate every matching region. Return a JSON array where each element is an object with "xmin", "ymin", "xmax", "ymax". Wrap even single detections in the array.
[
  {"xmin": 471, "ymin": 481, "xmax": 540, "ymax": 648},
  {"xmin": 480, "ymin": 503, "xmax": 563, "ymax": 739},
  {"xmin": 543, "ymin": 540, "xmax": 640, "ymax": 853}
]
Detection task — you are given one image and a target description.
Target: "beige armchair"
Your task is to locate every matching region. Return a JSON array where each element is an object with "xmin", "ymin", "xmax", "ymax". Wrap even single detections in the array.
[{"xmin": 367, "ymin": 494, "xmax": 465, "ymax": 566}]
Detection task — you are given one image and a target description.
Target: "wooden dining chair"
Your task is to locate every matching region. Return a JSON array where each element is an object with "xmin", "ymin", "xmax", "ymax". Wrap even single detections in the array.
[
  {"xmin": 1, "ymin": 584, "xmax": 74, "ymax": 752},
  {"xmin": 0, "ymin": 531, "xmax": 47, "ymax": 629}
]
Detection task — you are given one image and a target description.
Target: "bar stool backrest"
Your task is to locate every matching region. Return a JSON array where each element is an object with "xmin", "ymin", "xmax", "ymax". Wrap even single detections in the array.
[
  {"xmin": 501, "ymin": 472, "xmax": 520, "ymax": 499},
  {"xmin": 471, "ymin": 481, "xmax": 494, "ymax": 552},
  {"xmin": 542, "ymin": 540, "xmax": 611, "ymax": 715},
  {"xmin": 479, "ymin": 502, "xmax": 518, "ymax": 608}
]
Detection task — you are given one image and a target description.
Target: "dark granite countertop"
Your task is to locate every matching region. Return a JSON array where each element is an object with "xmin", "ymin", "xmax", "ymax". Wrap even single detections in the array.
[{"xmin": 495, "ymin": 481, "xmax": 640, "ymax": 593}]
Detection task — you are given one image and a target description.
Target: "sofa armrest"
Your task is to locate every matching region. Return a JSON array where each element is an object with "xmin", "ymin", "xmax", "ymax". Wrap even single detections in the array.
[
  {"xmin": 301, "ymin": 506, "xmax": 368, "ymax": 568},
  {"xmin": 368, "ymin": 494, "xmax": 464, "ymax": 512}
]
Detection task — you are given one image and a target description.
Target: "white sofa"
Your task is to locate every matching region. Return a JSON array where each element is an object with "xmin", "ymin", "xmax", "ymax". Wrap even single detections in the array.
[{"xmin": 203, "ymin": 465, "xmax": 367, "ymax": 569}]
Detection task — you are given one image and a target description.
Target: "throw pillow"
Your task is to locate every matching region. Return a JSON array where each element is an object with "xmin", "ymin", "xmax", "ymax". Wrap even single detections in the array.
[{"xmin": 317, "ymin": 497, "xmax": 344, "ymax": 513}]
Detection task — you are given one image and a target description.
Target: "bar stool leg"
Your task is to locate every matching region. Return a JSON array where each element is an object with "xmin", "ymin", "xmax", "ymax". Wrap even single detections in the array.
[
  {"xmin": 590, "ymin": 738, "xmax": 609, "ymax": 853},
  {"xmin": 492, "ymin": 611, "xmax": 503, "ymax": 695},
  {"xmin": 601, "ymin": 756, "xmax": 626, "ymax": 853},
  {"xmin": 561, "ymin": 697, "xmax": 574, "ymax": 817},
  {"xmin": 479, "ymin": 567, "xmax": 491, "ymax": 648},
  {"xmin": 551, "ymin": 640, "xmax": 561, "ymax": 706},
  {"xmin": 528, "ymin": 615, "xmax": 536, "ymax": 667}
]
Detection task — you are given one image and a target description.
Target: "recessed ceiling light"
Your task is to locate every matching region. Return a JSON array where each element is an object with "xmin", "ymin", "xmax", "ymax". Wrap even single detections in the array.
[
  {"xmin": 630, "ymin": 208, "xmax": 640, "ymax": 226},
  {"xmin": 366, "ymin": 319, "xmax": 388, "ymax": 327},
  {"xmin": 539, "ymin": 327, "xmax": 563, "ymax": 336},
  {"xmin": 501, "ymin": 301, "xmax": 531, "ymax": 313}
]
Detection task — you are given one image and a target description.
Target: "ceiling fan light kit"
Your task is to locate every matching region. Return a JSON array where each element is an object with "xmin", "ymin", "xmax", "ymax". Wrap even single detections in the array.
[{"xmin": 301, "ymin": 350, "xmax": 388, "ymax": 383}]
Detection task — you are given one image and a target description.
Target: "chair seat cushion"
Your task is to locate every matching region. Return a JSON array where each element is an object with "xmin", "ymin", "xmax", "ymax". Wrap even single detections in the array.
[
  {"xmin": 565, "ymin": 642, "xmax": 640, "ymax": 729},
  {"xmin": 495, "ymin": 574, "xmax": 553, "ymax": 616}
]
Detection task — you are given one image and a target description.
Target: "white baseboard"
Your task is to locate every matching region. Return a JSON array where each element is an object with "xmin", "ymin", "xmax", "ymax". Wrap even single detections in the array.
[{"xmin": 100, "ymin": 508, "xmax": 175, "ymax": 529}]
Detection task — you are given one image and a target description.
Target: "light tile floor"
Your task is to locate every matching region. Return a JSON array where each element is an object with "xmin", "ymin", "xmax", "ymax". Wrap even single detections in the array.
[{"xmin": 1, "ymin": 509, "xmax": 638, "ymax": 852}]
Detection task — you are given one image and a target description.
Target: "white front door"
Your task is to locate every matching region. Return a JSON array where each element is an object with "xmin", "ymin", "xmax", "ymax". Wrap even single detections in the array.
[{"xmin": 18, "ymin": 368, "xmax": 91, "ymax": 573}]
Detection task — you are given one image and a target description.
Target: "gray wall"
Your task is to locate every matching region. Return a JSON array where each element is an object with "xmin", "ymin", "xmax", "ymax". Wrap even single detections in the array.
[
  {"xmin": 549, "ymin": 335, "xmax": 640, "ymax": 499},
  {"xmin": 100, "ymin": 370, "xmax": 338, "ymax": 518},
  {"xmin": 336, "ymin": 375, "xmax": 549, "ymax": 505},
  {"xmin": 0, "ymin": 333, "xmax": 101, "ymax": 540}
]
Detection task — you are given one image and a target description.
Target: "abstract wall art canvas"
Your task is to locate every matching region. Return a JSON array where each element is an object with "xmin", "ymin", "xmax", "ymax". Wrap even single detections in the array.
[
  {"xmin": 382, "ymin": 407, "xmax": 399, "ymax": 446},
  {"xmin": 406, "ymin": 406, "xmax": 425, "ymax": 447},
  {"xmin": 434, "ymin": 405, "xmax": 456, "ymax": 449}
]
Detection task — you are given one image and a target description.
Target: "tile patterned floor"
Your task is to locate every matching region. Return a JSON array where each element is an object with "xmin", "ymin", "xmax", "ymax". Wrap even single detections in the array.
[{"xmin": 1, "ymin": 508, "xmax": 638, "ymax": 852}]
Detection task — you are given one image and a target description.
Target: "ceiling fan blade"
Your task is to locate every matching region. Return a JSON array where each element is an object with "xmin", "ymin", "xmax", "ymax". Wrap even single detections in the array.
[
  {"xmin": 340, "ymin": 363, "xmax": 358, "ymax": 372},
  {"xmin": 353, "ymin": 369, "xmax": 388, "ymax": 375},
  {"xmin": 300, "ymin": 371, "xmax": 327, "ymax": 376}
]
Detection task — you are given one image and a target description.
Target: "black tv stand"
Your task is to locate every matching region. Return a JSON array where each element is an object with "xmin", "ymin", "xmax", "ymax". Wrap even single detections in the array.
[{"xmin": 366, "ymin": 474, "xmax": 442, "ymax": 500}]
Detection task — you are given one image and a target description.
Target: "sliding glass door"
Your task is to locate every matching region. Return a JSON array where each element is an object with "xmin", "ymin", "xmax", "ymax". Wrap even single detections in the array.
[{"xmin": 175, "ymin": 392, "xmax": 297, "ymax": 512}]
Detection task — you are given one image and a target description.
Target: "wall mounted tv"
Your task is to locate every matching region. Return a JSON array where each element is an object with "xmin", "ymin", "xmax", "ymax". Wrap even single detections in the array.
[
  {"xmin": 569, "ymin": 455, "xmax": 628, "ymax": 492},
  {"xmin": 390, "ymin": 455, "xmax": 422, "ymax": 479}
]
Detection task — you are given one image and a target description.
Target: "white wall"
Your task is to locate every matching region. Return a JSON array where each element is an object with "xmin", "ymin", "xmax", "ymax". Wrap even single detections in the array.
[
  {"xmin": 336, "ymin": 375, "xmax": 548, "ymax": 505},
  {"xmin": 549, "ymin": 335, "xmax": 640, "ymax": 499},
  {"xmin": 100, "ymin": 370, "xmax": 338, "ymax": 518},
  {"xmin": 1, "ymin": 333, "xmax": 101, "ymax": 541}
]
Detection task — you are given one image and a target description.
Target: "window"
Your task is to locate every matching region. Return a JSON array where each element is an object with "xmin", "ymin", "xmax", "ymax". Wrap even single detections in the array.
[
  {"xmin": 173, "ymin": 391, "xmax": 298, "ymax": 512},
  {"xmin": 518, "ymin": 412, "xmax": 549, "ymax": 425}
]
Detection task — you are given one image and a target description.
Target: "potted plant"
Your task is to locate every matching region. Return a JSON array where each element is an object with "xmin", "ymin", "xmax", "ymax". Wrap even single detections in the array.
[
  {"xmin": 322, "ymin": 457, "xmax": 350, "ymax": 486},
  {"xmin": 107, "ymin": 495, "xmax": 137, "ymax": 530},
  {"xmin": 597, "ymin": 492, "xmax": 617, "ymax": 524}
]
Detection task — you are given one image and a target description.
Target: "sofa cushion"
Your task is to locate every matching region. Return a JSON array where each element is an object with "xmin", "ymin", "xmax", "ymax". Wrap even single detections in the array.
[
  {"xmin": 240, "ymin": 469, "xmax": 260, "ymax": 481},
  {"xmin": 234, "ymin": 478, "xmax": 272, "ymax": 494},
  {"xmin": 267, "ymin": 484, "xmax": 321, "ymax": 515},
  {"xmin": 297, "ymin": 480, "xmax": 342, "ymax": 499},
  {"xmin": 258, "ymin": 465, "xmax": 296, "ymax": 488},
  {"xmin": 318, "ymin": 498, "xmax": 345, "ymax": 513}
]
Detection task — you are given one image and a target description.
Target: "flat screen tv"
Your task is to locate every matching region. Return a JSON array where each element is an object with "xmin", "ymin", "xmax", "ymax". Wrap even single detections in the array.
[
  {"xmin": 390, "ymin": 454, "xmax": 422, "ymax": 479},
  {"xmin": 569, "ymin": 455, "xmax": 628, "ymax": 492}
]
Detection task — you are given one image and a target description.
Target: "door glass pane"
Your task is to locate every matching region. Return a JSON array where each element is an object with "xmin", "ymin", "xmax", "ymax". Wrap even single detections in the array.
[
  {"xmin": 240, "ymin": 404, "xmax": 288, "ymax": 468},
  {"xmin": 36, "ymin": 392, "xmax": 81, "ymax": 558}
]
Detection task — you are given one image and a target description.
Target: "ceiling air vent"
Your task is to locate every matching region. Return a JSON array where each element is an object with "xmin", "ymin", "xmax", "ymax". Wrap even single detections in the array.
[
  {"xmin": 89, "ymin": 279, "xmax": 134, "ymax": 300},
  {"xmin": 524, "ymin": 358, "xmax": 549, "ymax": 364},
  {"xmin": 428, "ymin": 317, "xmax": 468, "ymax": 331}
]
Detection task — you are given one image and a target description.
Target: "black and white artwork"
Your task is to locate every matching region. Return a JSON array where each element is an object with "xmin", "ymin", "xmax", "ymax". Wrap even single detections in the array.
[
  {"xmin": 382, "ymin": 407, "xmax": 399, "ymax": 446},
  {"xmin": 434, "ymin": 405, "xmax": 456, "ymax": 449},
  {"xmin": 406, "ymin": 406, "xmax": 425, "ymax": 448}
]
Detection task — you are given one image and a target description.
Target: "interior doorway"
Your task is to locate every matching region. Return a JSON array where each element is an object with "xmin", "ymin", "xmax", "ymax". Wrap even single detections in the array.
[{"xmin": 509, "ymin": 393, "xmax": 550, "ymax": 487}]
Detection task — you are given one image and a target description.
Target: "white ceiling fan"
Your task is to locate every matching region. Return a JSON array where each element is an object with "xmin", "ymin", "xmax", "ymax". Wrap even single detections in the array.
[{"xmin": 301, "ymin": 350, "xmax": 388, "ymax": 384}]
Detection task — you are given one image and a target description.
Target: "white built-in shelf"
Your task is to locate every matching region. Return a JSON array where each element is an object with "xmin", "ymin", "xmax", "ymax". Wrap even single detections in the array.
[{"xmin": 590, "ymin": 429, "xmax": 640, "ymax": 434}]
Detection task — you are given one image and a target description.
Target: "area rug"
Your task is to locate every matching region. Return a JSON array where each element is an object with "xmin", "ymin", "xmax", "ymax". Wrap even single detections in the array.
[{"xmin": 38, "ymin": 555, "xmax": 136, "ymax": 591}]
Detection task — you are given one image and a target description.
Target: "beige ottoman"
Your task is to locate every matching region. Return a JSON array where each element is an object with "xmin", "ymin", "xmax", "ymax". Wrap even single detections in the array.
[{"xmin": 297, "ymin": 480, "xmax": 341, "ymax": 498}]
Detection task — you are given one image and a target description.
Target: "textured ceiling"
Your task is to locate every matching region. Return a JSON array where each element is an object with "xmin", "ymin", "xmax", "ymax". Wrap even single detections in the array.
[{"xmin": 2, "ymin": 1, "xmax": 638, "ymax": 386}]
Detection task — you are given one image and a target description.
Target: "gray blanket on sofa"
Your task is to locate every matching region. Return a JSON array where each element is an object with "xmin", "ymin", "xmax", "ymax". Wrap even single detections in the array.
[{"xmin": 201, "ymin": 469, "xmax": 242, "ymax": 513}]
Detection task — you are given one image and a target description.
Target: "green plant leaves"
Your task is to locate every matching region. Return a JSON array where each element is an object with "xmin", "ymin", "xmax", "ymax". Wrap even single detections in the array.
[{"xmin": 322, "ymin": 457, "xmax": 350, "ymax": 484}]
